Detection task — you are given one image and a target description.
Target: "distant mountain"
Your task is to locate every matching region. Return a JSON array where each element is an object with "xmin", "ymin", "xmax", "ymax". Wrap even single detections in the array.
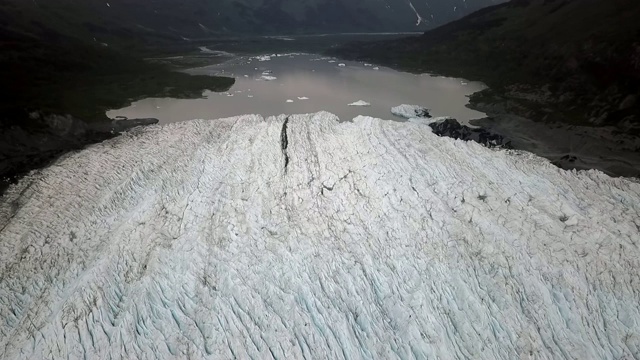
[{"xmin": 1, "ymin": 0, "xmax": 506, "ymax": 49}]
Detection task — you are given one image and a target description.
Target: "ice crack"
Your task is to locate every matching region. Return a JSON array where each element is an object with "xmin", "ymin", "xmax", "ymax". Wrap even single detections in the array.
[{"xmin": 281, "ymin": 116, "xmax": 290, "ymax": 172}]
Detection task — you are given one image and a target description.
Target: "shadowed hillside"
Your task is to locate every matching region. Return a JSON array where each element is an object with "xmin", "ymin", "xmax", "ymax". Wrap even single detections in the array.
[{"xmin": 332, "ymin": 0, "xmax": 640, "ymax": 132}]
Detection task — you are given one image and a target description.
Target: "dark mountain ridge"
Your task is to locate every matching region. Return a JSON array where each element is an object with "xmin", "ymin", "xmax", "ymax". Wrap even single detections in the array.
[{"xmin": 1, "ymin": 0, "xmax": 505, "ymax": 48}]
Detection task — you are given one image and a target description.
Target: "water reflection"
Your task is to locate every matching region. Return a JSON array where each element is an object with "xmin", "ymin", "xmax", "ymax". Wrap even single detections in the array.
[{"xmin": 108, "ymin": 54, "xmax": 486, "ymax": 125}]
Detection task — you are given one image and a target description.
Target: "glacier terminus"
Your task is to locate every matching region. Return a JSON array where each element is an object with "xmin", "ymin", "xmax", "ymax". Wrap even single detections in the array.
[{"xmin": 1, "ymin": 112, "xmax": 639, "ymax": 359}]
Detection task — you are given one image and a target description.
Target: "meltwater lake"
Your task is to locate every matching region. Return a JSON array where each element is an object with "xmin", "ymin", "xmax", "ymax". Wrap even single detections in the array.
[{"xmin": 108, "ymin": 53, "xmax": 487, "ymax": 125}]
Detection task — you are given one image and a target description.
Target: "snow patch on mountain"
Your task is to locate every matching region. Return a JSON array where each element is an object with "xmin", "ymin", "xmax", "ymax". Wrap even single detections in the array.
[
  {"xmin": 1, "ymin": 112, "xmax": 639, "ymax": 359},
  {"xmin": 408, "ymin": 0, "xmax": 426, "ymax": 26}
]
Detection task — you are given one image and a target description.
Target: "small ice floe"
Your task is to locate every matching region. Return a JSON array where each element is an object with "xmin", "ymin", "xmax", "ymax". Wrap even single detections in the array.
[
  {"xmin": 227, "ymin": 93, "xmax": 234, "ymax": 97},
  {"xmin": 297, "ymin": 97, "xmax": 309, "ymax": 100},
  {"xmin": 286, "ymin": 99, "xmax": 294, "ymax": 103},
  {"xmin": 244, "ymin": 75, "xmax": 249, "ymax": 78},
  {"xmin": 348, "ymin": 100, "xmax": 371, "ymax": 107},
  {"xmin": 247, "ymin": 95, "xmax": 254, "ymax": 98},
  {"xmin": 364, "ymin": 63, "xmax": 373, "ymax": 67},
  {"xmin": 392, "ymin": 104, "xmax": 431, "ymax": 119},
  {"xmin": 373, "ymin": 67, "xmax": 380, "ymax": 70},
  {"xmin": 338, "ymin": 63, "xmax": 346, "ymax": 67},
  {"xmin": 254, "ymin": 55, "xmax": 272, "ymax": 62},
  {"xmin": 328, "ymin": 60, "xmax": 337, "ymax": 63},
  {"xmin": 235, "ymin": 90, "xmax": 243, "ymax": 93},
  {"xmin": 262, "ymin": 70, "xmax": 272, "ymax": 75},
  {"xmin": 461, "ymin": 81, "xmax": 468, "ymax": 85},
  {"xmin": 260, "ymin": 75, "xmax": 277, "ymax": 81}
]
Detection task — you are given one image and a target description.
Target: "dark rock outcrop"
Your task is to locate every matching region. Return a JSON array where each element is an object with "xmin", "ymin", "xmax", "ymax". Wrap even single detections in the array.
[{"xmin": 428, "ymin": 118, "xmax": 511, "ymax": 149}]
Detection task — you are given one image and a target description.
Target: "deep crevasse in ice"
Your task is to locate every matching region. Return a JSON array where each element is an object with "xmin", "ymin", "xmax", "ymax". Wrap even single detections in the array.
[{"xmin": 1, "ymin": 112, "xmax": 639, "ymax": 359}]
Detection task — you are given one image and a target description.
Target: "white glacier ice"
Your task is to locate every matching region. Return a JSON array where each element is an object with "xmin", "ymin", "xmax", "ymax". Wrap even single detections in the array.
[
  {"xmin": 348, "ymin": 100, "xmax": 371, "ymax": 106},
  {"xmin": 392, "ymin": 104, "xmax": 431, "ymax": 118},
  {"xmin": 1, "ymin": 112, "xmax": 639, "ymax": 359}
]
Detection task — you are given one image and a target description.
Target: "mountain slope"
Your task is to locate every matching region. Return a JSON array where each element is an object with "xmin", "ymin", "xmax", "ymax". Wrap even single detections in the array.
[
  {"xmin": 1, "ymin": 112, "xmax": 639, "ymax": 359},
  {"xmin": 332, "ymin": 0, "xmax": 640, "ymax": 131},
  {"xmin": 1, "ymin": 0, "xmax": 506, "ymax": 47}
]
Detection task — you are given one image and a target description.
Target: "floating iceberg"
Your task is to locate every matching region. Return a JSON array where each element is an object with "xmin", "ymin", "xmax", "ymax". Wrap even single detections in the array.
[
  {"xmin": 1, "ymin": 112, "xmax": 639, "ymax": 359},
  {"xmin": 338, "ymin": 63, "xmax": 346, "ymax": 67},
  {"xmin": 259, "ymin": 75, "xmax": 277, "ymax": 81},
  {"xmin": 392, "ymin": 104, "xmax": 431, "ymax": 118},
  {"xmin": 286, "ymin": 99, "xmax": 294, "ymax": 103},
  {"xmin": 297, "ymin": 97, "xmax": 309, "ymax": 100},
  {"xmin": 254, "ymin": 55, "xmax": 272, "ymax": 62},
  {"xmin": 348, "ymin": 100, "xmax": 371, "ymax": 106}
]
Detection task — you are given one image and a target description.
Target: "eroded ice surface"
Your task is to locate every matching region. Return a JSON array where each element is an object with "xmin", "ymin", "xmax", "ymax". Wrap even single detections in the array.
[
  {"xmin": 392, "ymin": 104, "xmax": 431, "ymax": 119},
  {"xmin": 1, "ymin": 112, "xmax": 640, "ymax": 359}
]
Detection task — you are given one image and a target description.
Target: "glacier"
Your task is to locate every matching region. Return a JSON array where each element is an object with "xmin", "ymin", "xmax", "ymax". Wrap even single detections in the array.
[{"xmin": 1, "ymin": 112, "xmax": 639, "ymax": 359}]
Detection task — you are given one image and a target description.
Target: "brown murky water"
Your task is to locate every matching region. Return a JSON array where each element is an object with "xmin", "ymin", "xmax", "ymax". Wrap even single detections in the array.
[{"xmin": 108, "ymin": 54, "xmax": 486, "ymax": 125}]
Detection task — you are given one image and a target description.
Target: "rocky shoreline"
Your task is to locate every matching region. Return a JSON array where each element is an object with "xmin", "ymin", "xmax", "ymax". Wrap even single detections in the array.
[{"xmin": 466, "ymin": 93, "xmax": 640, "ymax": 178}]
